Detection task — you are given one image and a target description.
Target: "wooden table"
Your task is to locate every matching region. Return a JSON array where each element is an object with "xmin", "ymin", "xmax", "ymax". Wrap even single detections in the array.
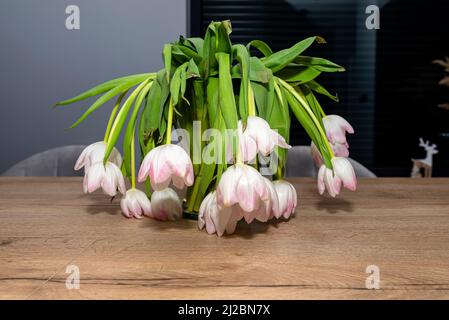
[{"xmin": 1, "ymin": 177, "xmax": 449, "ymax": 299}]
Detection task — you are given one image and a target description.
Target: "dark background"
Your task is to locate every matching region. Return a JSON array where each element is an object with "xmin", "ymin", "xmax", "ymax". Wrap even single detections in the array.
[{"xmin": 190, "ymin": 0, "xmax": 449, "ymax": 177}]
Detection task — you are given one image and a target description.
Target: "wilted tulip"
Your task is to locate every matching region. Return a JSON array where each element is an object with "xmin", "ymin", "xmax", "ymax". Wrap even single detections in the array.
[
  {"xmin": 317, "ymin": 165, "xmax": 342, "ymax": 198},
  {"xmin": 247, "ymin": 177, "xmax": 279, "ymax": 223},
  {"xmin": 75, "ymin": 141, "xmax": 122, "ymax": 172},
  {"xmin": 138, "ymin": 144, "xmax": 194, "ymax": 191},
  {"xmin": 239, "ymin": 116, "xmax": 291, "ymax": 162},
  {"xmin": 322, "ymin": 115, "xmax": 354, "ymax": 145},
  {"xmin": 332, "ymin": 157, "xmax": 357, "ymax": 191},
  {"xmin": 273, "ymin": 180, "xmax": 297, "ymax": 219},
  {"xmin": 83, "ymin": 161, "xmax": 126, "ymax": 197},
  {"xmin": 198, "ymin": 191, "xmax": 243, "ymax": 236},
  {"xmin": 120, "ymin": 188, "xmax": 152, "ymax": 219},
  {"xmin": 216, "ymin": 163, "xmax": 269, "ymax": 213},
  {"xmin": 149, "ymin": 188, "xmax": 183, "ymax": 221}
]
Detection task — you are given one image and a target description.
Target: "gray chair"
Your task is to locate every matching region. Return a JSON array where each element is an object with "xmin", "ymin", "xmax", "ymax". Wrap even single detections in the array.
[
  {"xmin": 285, "ymin": 146, "xmax": 376, "ymax": 178},
  {"xmin": 2, "ymin": 145, "xmax": 86, "ymax": 177}
]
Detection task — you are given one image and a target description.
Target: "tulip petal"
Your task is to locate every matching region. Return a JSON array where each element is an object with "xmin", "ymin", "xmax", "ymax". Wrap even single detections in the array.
[
  {"xmin": 332, "ymin": 157, "xmax": 357, "ymax": 191},
  {"xmin": 317, "ymin": 165, "xmax": 326, "ymax": 195},
  {"xmin": 86, "ymin": 163, "xmax": 105, "ymax": 193}
]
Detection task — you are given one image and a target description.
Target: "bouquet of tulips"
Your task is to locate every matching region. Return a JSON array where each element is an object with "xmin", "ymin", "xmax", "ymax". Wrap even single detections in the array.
[{"xmin": 56, "ymin": 20, "xmax": 356, "ymax": 236}]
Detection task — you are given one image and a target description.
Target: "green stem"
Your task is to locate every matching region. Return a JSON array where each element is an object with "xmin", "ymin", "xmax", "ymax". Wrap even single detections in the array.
[
  {"xmin": 235, "ymin": 134, "xmax": 242, "ymax": 164},
  {"xmin": 166, "ymin": 98, "xmax": 174, "ymax": 145},
  {"xmin": 278, "ymin": 78, "xmax": 334, "ymax": 159},
  {"xmin": 104, "ymin": 92, "xmax": 126, "ymax": 142},
  {"xmin": 319, "ymin": 106, "xmax": 326, "ymax": 118},
  {"xmin": 187, "ymin": 176, "xmax": 201, "ymax": 213},
  {"xmin": 248, "ymin": 84, "xmax": 256, "ymax": 116},
  {"xmin": 130, "ymin": 132, "xmax": 136, "ymax": 189}
]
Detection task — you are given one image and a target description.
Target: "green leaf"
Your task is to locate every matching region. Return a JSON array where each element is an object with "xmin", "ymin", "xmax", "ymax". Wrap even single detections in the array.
[
  {"xmin": 306, "ymin": 80, "xmax": 339, "ymax": 102},
  {"xmin": 69, "ymin": 76, "xmax": 150, "ymax": 128},
  {"xmin": 187, "ymin": 59, "xmax": 200, "ymax": 78},
  {"xmin": 266, "ymin": 84, "xmax": 290, "ymax": 169},
  {"xmin": 246, "ymin": 40, "xmax": 273, "ymax": 57},
  {"xmin": 157, "ymin": 71, "xmax": 170, "ymax": 131},
  {"xmin": 216, "ymin": 52, "xmax": 238, "ymax": 131},
  {"xmin": 170, "ymin": 62, "xmax": 189, "ymax": 106},
  {"xmin": 206, "ymin": 77, "xmax": 219, "ymax": 124},
  {"xmin": 122, "ymin": 82, "xmax": 152, "ymax": 176},
  {"xmin": 276, "ymin": 66, "xmax": 321, "ymax": 84},
  {"xmin": 174, "ymin": 44, "xmax": 203, "ymax": 64},
  {"xmin": 146, "ymin": 71, "xmax": 163, "ymax": 129},
  {"xmin": 294, "ymin": 56, "xmax": 345, "ymax": 72},
  {"xmin": 104, "ymin": 80, "xmax": 150, "ymax": 163},
  {"xmin": 231, "ymin": 57, "xmax": 271, "ymax": 83},
  {"xmin": 187, "ymin": 37, "xmax": 204, "ymax": 54},
  {"xmin": 215, "ymin": 21, "xmax": 232, "ymax": 54},
  {"xmin": 262, "ymin": 37, "xmax": 317, "ymax": 73},
  {"xmin": 163, "ymin": 44, "xmax": 172, "ymax": 82},
  {"xmin": 282, "ymin": 83, "xmax": 332, "ymax": 168},
  {"xmin": 265, "ymin": 73, "xmax": 276, "ymax": 120},
  {"xmin": 55, "ymin": 73, "xmax": 152, "ymax": 106},
  {"xmin": 251, "ymin": 81, "xmax": 268, "ymax": 118},
  {"xmin": 171, "ymin": 45, "xmax": 190, "ymax": 64},
  {"xmin": 201, "ymin": 25, "xmax": 217, "ymax": 79},
  {"xmin": 233, "ymin": 44, "xmax": 250, "ymax": 121},
  {"xmin": 300, "ymin": 85, "xmax": 324, "ymax": 119}
]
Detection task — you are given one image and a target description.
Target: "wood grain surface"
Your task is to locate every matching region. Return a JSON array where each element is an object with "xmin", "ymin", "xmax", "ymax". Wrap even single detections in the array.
[{"xmin": 0, "ymin": 177, "xmax": 449, "ymax": 300}]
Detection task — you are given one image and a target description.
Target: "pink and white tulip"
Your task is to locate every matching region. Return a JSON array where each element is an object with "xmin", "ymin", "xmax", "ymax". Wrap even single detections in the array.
[
  {"xmin": 247, "ymin": 177, "xmax": 279, "ymax": 223},
  {"xmin": 332, "ymin": 157, "xmax": 357, "ymax": 191},
  {"xmin": 322, "ymin": 115, "xmax": 354, "ymax": 145},
  {"xmin": 138, "ymin": 144, "xmax": 194, "ymax": 191},
  {"xmin": 198, "ymin": 191, "xmax": 242, "ymax": 236},
  {"xmin": 317, "ymin": 157, "xmax": 356, "ymax": 197},
  {"xmin": 75, "ymin": 141, "xmax": 122, "ymax": 172},
  {"xmin": 239, "ymin": 116, "xmax": 291, "ymax": 162},
  {"xmin": 149, "ymin": 188, "xmax": 183, "ymax": 221},
  {"xmin": 311, "ymin": 115, "xmax": 353, "ymax": 168},
  {"xmin": 120, "ymin": 188, "xmax": 152, "ymax": 219},
  {"xmin": 216, "ymin": 163, "xmax": 269, "ymax": 213},
  {"xmin": 317, "ymin": 165, "xmax": 342, "ymax": 197},
  {"xmin": 199, "ymin": 178, "xmax": 281, "ymax": 236},
  {"xmin": 272, "ymin": 180, "xmax": 297, "ymax": 219},
  {"xmin": 83, "ymin": 161, "xmax": 126, "ymax": 197}
]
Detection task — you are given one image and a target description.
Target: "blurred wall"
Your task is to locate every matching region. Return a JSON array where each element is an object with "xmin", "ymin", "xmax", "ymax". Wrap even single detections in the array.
[{"xmin": 0, "ymin": 0, "xmax": 187, "ymax": 173}]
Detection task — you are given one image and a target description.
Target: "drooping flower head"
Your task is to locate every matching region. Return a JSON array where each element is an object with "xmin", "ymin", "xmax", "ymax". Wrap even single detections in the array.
[
  {"xmin": 198, "ymin": 191, "xmax": 243, "ymax": 236},
  {"xmin": 75, "ymin": 141, "xmax": 122, "ymax": 172},
  {"xmin": 138, "ymin": 144, "xmax": 194, "ymax": 191},
  {"xmin": 83, "ymin": 161, "xmax": 126, "ymax": 197},
  {"xmin": 120, "ymin": 188, "xmax": 152, "ymax": 219},
  {"xmin": 332, "ymin": 157, "xmax": 357, "ymax": 191},
  {"xmin": 239, "ymin": 116, "xmax": 291, "ymax": 162},
  {"xmin": 322, "ymin": 115, "xmax": 354, "ymax": 145},
  {"xmin": 216, "ymin": 163, "xmax": 269, "ymax": 213},
  {"xmin": 149, "ymin": 188, "xmax": 183, "ymax": 221},
  {"xmin": 317, "ymin": 157, "xmax": 356, "ymax": 197},
  {"xmin": 317, "ymin": 164, "xmax": 342, "ymax": 197},
  {"xmin": 272, "ymin": 180, "xmax": 297, "ymax": 219},
  {"xmin": 311, "ymin": 115, "xmax": 353, "ymax": 167}
]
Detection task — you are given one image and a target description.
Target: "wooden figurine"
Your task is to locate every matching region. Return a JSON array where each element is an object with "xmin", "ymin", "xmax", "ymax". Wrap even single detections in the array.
[{"xmin": 411, "ymin": 138, "xmax": 438, "ymax": 178}]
